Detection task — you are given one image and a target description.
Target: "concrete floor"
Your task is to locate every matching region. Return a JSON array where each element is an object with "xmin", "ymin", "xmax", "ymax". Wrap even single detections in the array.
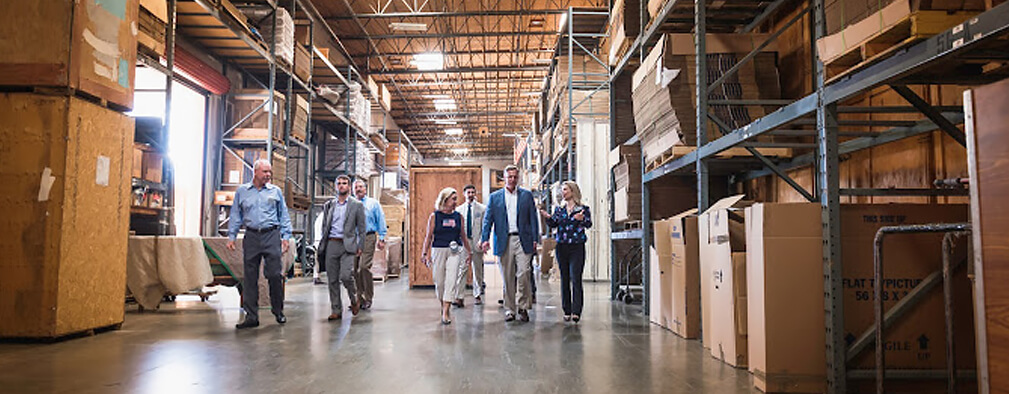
[{"xmin": 0, "ymin": 266, "xmax": 756, "ymax": 394}]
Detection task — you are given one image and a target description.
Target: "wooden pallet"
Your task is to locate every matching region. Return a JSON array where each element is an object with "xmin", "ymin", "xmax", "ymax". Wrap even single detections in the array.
[
  {"xmin": 823, "ymin": 11, "xmax": 978, "ymax": 82},
  {"xmin": 644, "ymin": 145, "xmax": 793, "ymax": 173},
  {"xmin": 0, "ymin": 85, "xmax": 130, "ymax": 112}
]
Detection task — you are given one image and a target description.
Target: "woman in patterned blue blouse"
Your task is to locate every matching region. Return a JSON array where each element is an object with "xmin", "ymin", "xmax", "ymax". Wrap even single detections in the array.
[{"xmin": 539, "ymin": 180, "xmax": 592, "ymax": 323}]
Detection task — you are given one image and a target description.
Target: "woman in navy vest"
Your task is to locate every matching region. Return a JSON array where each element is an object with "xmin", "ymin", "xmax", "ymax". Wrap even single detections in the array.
[
  {"xmin": 421, "ymin": 187, "xmax": 472, "ymax": 324},
  {"xmin": 540, "ymin": 181, "xmax": 592, "ymax": 323}
]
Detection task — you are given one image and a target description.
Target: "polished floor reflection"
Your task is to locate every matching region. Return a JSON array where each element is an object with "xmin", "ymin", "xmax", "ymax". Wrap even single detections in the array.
[{"xmin": 0, "ymin": 267, "xmax": 756, "ymax": 393}]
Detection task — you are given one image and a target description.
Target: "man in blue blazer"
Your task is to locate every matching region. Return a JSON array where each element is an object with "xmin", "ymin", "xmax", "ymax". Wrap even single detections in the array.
[{"xmin": 481, "ymin": 165, "xmax": 540, "ymax": 322}]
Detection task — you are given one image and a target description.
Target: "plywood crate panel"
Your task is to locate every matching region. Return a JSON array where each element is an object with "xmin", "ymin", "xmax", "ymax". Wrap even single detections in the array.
[
  {"xmin": 0, "ymin": 0, "xmax": 139, "ymax": 110},
  {"xmin": 408, "ymin": 166, "xmax": 482, "ymax": 287},
  {"xmin": 0, "ymin": 93, "xmax": 133, "ymax": 338}
]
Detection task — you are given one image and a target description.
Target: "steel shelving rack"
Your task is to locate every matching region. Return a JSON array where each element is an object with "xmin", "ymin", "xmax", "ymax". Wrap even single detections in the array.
[
  {"xmin": 608, "ymin": 0, "xmax": 1009, "ymax": 391},
  {"xmin": 538, "ymin": 7, "xmax": 611, "ymax": 199}
]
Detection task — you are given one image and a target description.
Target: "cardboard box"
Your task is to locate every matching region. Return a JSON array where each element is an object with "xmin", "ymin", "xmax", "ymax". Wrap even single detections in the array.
[
  {"xmin": 540, "ymin": 237, "xmax": 557, "ymax": 275},
  {"xmin": 741, "ymin": 203, "xmax": 974, "ymax": 392},
  {"xmin": 669, "ymin": 209, "xmax": 701, "ymax": 339},
  {"xmin": 294, "ymin": 44, "xmax": 311, "ymax": 83},
  {"xmin": 142, "ymin": 151, "xmax": 163, "ymax": 183},
  {"xmin": 0, "ymin": 1, "xmax": 139, "ymax": 110},
  {"xmin": 746, "ymin": 203, "xmax": 825, "ymax": 393},
  {"xmin": 652, "ymin": 218, "xmax": 676, "ymax": 330},
  {"xmin": 698, "ymin": 194, "xmax": 752, "ymax": 367},
  {"xmin": 214, "ymin": 190, "xmax": 235, "ymax": 206},
  {"xmin": 649, "ymin": 246, "xmax": 662, "ymax": 325}
]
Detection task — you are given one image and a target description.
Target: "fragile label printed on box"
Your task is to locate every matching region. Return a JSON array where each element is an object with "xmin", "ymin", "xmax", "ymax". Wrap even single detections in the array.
[{"xmin": 229, "ymin": 170, "xmax": 241, "ymax": 184}]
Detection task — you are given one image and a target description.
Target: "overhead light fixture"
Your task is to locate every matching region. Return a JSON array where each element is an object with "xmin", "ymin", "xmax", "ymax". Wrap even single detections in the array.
[
  {"xmin": 529, "ymin": 18, "xmax": 545, "ymax": 28},
  {"xmin": 522, "ymin": 91, "xmax": 542, "ymax": 96},
  {"xmin": 422, "ymin": 94, "xmax": 451, "ymax": 99},
  {"xmin": 390, "ymin": 22, "xmax": 428, "ymax": 31},
  {"xmin": 450, "ymin": 148, "xmax": 468, "ymax": 155},
  {"xmin": 448, "ymin": 162, "xmax": 463, "ymax": 166},
  {"xmin": 433, "ymin": 98, "xmax": 456, "ymax": 111},
  {"xmin": 532, "ymin": 58, "xmax": 553, "ymax": 65},
  {"xmin": 444, "ymin": 128, "xmax": 464, "ymax": 136},
  {"xmin": 412, "ymin": 52, "xmax": 444, "ymax": 70},
  {"xmin": 502, "ymin": 133, "xmax": 520, "ymax": 137},
  {"xmin": 435, "ymin": 120, "xmax": 458, "ymax": 125},
  {"xmin": 558, "ymin": 13, "xmax": 568, "ymax": 32},
  {"xmin": 389, "ymin": 58, "xmax": 403, "ymax": 65}
]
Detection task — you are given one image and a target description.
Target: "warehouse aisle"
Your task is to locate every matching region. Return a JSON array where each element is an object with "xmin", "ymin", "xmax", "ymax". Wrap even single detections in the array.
[{"xmin": 0, "ymin": 269, "xmax": 756, "ymax": 393}]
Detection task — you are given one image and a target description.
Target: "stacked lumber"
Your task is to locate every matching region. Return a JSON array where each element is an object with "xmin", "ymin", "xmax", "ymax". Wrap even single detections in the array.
[
  {"xmin": 631, "ymin": 33, "xmax": 781, "ymax": 166},
  {"xmin": 292, "ymin": 94, "xmax": 309, "ymax": 142},
  {"xmin": 138, "ymin": 0, "xmax": 168, "ymax": 58}
]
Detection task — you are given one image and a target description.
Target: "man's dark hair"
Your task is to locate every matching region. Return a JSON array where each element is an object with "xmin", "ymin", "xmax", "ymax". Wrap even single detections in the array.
[
  {"xmin": 463, "ymin": 184, "xmax": 476, "ymax": 192},
  {"xmin": 336, "ymin": 174, "xmax": 351, "ymax": 183}
]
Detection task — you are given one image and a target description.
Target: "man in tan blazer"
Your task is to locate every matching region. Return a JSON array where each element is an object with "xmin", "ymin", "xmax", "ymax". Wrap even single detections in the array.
[{"xmin": 454, "ymin": 184, "xmax": 487, "ymax": 305}]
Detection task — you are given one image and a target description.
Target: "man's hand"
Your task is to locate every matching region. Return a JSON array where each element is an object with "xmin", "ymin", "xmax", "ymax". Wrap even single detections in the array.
[
  {"xmin": 481, "ymin": 241, "xmax": 491, "ymax": 252},
  {"xmin": 282, "ymin": 239, "xmax": 290, "ymax": 253},
  {"xmin": 356, "ymin": 249, "xmax": 362, "ymax": 257},
  {"xmin": 377, "ymin": 239, "xmax": 386, "ymax": 250},
  {"xmin": 227, "ymin": 241, "xmax": 236, "ymax": 251}
]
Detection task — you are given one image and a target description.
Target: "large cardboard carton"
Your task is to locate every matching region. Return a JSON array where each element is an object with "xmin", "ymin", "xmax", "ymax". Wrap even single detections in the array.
[
  {"xmin": 698, "ymin": 195, "xmax": 752, "ymax": 367},
  {"xmin": 652, "ymin": 218, "xmax": 676, "ymax": 330},
  {"xmin": 649, "ymin": 246, "xmax": 662, "ymax": 325},
  {"xmin": 669, "ymin": 209, "xmax": 701, "ymax": 339},
  {"xmin": 742, "ymin": 203, "xmax": 974, "ymax": 393},
  {"xmin": 746, "ymin": 203, "xmax": 825, "ymax": 393}
]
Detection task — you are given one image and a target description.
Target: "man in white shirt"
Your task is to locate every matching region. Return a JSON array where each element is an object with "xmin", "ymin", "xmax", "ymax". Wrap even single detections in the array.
[{"xmin": 454, "ymin": 184, "xmax": 486, "ymax": 306}]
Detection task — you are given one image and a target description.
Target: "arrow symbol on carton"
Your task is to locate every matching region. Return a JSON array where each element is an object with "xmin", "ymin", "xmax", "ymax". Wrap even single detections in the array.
[{"xmin": 918, "ymin": 335, "xmax": 929, "ymax": 350}]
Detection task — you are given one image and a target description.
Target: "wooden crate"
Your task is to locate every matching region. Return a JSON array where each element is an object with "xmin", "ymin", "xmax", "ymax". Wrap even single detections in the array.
[
  {"xmin": 408, "ymin": 166, "xmax": 482, "ymax": 287},
  {"xmin": 0, "ymin": 93, "xmax": 132, "ymax": 338},
  {"xmin": 383, "ymin": 204, "xmax": 406, "ymax": 238},
  {"xmin": 231, "ymin": 90, "xmax": 286, "ymax": 143},
  {"xmin": 0, "ymin": 0, "xmax": 139, "ymax": 111},
  {"xmin": 137, "ymin": 5, "xmax": 167, "ymax": 58}
]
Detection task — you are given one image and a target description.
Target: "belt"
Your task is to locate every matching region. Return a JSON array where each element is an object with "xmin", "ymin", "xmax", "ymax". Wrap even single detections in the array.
[
  {"xmin": 328, "ymin": 237, "xmax": 344, "ymax": 241},
  {"xmin": 246, "ymin": 226, "xmax": 277, "ymax": 233},
  {"xmin": 508, "ymin": 232, "xmax": 519, "ymax": 236},
  {"xmin": 366, "ymin": 231, "xmax": 376, "ymax": 235}
]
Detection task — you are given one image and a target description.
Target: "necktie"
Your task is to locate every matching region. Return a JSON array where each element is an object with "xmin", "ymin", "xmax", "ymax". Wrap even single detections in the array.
[{"xmin": 467, "ymin": 203, "xmax": 473, "ymax": 238}]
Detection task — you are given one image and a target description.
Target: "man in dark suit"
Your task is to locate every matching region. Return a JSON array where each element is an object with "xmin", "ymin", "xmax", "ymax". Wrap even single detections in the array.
[
  {"xmin": 317, "ymin": 175, "xmax": 367, "ymax": 321},
  {"xmin": 481, "ymin": 165, "xmax": 540, "ymax": 322}
]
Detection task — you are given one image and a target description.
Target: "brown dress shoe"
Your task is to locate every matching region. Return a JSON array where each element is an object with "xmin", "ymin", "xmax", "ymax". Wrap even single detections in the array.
[
  {"xmin": 351, "ymin": 301, "xmax": 360, "ymax": 316},
  {"xmin": 327, "ymin": 313, "xmax": 342, "ymax": 321}
]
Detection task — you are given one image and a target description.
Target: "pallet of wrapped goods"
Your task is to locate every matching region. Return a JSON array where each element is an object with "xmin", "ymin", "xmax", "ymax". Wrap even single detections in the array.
[
  {"xmin": 0, "ymin": 93, "xmax": 133, "ymax": 339},
  {"xmin": 817, "ymin": 0, "xmax": 980, "ymax": 80},
  {"xmin": 0, "ymin": 0, "xmax": 139, "ymax": 111},
  {"xmin": 242, "ymin": 7, "xmax": 295, "ymax": 66},
  {"xmin": 631, "ymin": 33, "xmax": 782, "ymax": 167},
  {"xmin": 292, "ymin": 94, "xmax": 309, "ymax": 142},
  {"xmin": 232, "ymin": 90, "xmax": 286, "ymax": 144}
]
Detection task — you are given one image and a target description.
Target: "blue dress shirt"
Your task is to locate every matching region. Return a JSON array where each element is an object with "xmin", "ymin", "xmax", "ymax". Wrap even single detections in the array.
[
  {"xmin": 228, "ymin": 182, "xmax": 293, "ymax": 241},
  {"xmin": 361, "ymin": 196, "xmax": 387, "ymax": 240},
  {"xmin": 328, "ymin": 197, "xmax": 349, "ymax": 239}
]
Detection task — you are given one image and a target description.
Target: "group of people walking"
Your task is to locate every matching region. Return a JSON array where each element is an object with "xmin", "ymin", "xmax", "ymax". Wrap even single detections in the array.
[
  {"xmin": 227, "ymin": 160, "xmax": 592, "ymax": 329},
  {"xmin": 420, "ymin": 165, "xmax": 592, "ymax": 325}
]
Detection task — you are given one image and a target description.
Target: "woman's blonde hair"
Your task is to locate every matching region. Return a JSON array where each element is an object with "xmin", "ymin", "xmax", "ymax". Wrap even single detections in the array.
[
  {"xmin": 562, "ymin": 180, "xmax": 582, "ymax": 207},
  {"xmin": 435, "ymin": 187, "xmax": 458, "ymax": 210}
]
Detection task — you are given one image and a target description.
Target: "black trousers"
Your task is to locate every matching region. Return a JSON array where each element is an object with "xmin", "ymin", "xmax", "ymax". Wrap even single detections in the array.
[
  {"xmin": 242, "ymin": 228, "xmax": 284, "ymax": 322},
  {"xmin": 556, "ymin": 242, "xmax": 586, "ymax": 315}
]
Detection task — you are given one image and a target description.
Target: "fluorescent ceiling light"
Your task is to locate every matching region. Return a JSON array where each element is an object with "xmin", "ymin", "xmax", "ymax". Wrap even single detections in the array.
[
  {"xmin": 448, "ymin": 162, "xmax": 463, "ymax": 166},
  {"xmin": 450, "ymin": 148, "xmax": 468, "ymax": 155},
  {"xmin": 412, "ymin": 52, "xmax": 444, "ymax": 70},
  {"xmin": 529, "ymin": 18, "xmax": 545, "ymax": 28},
  {"xmin": 521, "ymin": 91, "xmax": 542, "ymax": 96},
  {"xmin": 558, "ymin": 13, "xmax": 568, "ymax": 32},
  {"xmin": 423, "ymin": 94, "xmax": 451, "ymax": 99},
  {"xmin": 532, "ymin": 58, "xmax": 553, "ymax": 65},
  {"xmin": 502, "ymin": 133, "xmax": 520, "ymax": 137},
  {"xmin": 435, "ymin": 120, "xmax": 458, "ymax": 125},
  {"xmin": 445, "ymin": 128, "xmax": 464, "ymax": 136},
  {"xmin": 433, "ymin": 98, "xmax": 456, "ymax": 111},
  {"xmin": 390, "ymin": 22, "xmax": 428, "ymax": 31}
]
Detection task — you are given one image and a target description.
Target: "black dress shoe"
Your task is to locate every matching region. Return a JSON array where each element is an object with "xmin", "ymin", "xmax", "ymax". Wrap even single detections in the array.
[
  {"xmin": 275, "ymin": 314, "xmax": 287, "ymax": 324},
  {"xmin": 517, "ymin": 309, "xmax": 530, "ymax": 322},
  {"xmin": 235, "ymin": 320, "xmax": 260, "ymax": 329}
]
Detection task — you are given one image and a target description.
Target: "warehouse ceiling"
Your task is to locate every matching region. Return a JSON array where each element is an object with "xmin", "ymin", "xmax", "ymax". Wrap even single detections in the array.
[{"xmin": 314, "ymin": 0, "xmax": 607, "ymax": 158}]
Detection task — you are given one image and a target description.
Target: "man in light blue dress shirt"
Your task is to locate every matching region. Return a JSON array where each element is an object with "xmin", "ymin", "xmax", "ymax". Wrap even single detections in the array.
[
  {"xmin": 353, "ymin": 180, "xmax": 386, "ymax": 310},
  {"xmin": 227, "ymin": 159, "xmax": 293, "ymax": 329}
]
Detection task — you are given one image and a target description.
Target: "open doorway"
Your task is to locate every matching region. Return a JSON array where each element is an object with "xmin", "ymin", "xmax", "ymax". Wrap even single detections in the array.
[{"xmin": 130, "ymin": 67, "xmax": 207, "ymax": 236}]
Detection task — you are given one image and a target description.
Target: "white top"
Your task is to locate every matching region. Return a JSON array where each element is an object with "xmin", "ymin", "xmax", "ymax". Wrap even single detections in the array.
[{"xmin": 505, "ymin": 188, "xmax": 519, "ymax": 233}]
